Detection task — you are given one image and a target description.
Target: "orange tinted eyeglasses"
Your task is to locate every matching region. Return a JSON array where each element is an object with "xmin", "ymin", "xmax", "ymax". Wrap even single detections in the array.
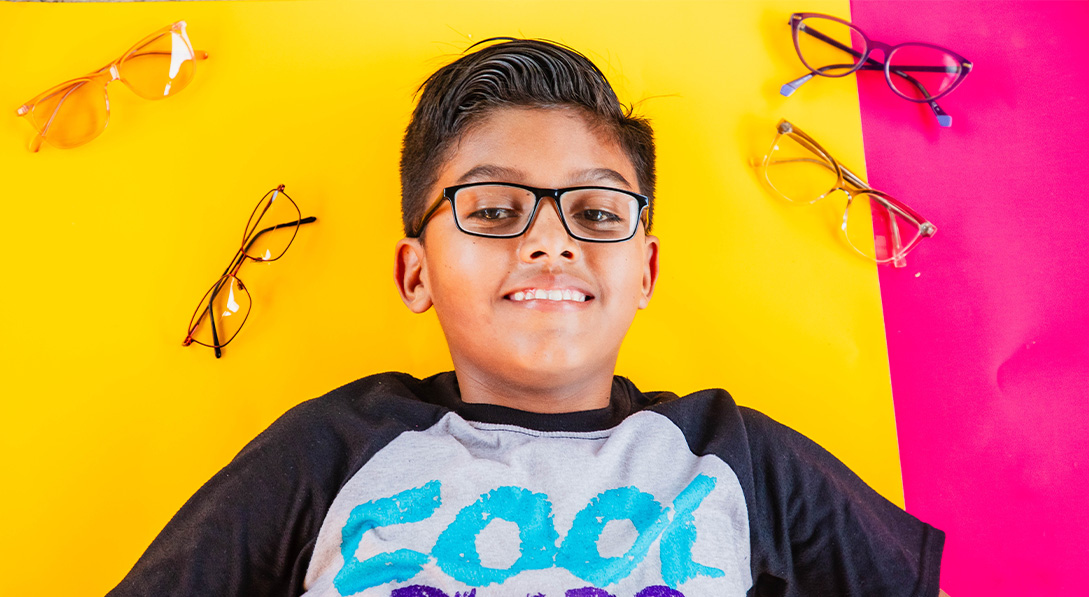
[{"xmin": 15, "ymin": 21, "xmax": 208, "ymax": 152}]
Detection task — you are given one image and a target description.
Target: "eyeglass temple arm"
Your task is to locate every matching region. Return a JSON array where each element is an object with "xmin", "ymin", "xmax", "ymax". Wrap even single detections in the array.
[
  {"xmin": 92, "ymin": 50, "xmax": 208, "ymax": 79},
  {"xmin": 860, "ymin": 63, "xmax": 953, "ymax": 127},
  {"xmin": 206, "ymin": 278, "xmax": 227, "ymax": 358},
  {"xmin": 413, "ymin": 195, "xmax": 447, "ymax": 238},
  {"xmin": 782, "ymin": 24, "xmax": 953, "ymax": 127},
  {"xmin": 240, "ymin": 216, "xmax": 318, "ymax": 257}
]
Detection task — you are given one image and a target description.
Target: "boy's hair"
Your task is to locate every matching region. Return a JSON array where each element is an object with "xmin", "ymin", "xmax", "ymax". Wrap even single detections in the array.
[{"xmin": 399, "ymin": 38, "xmax": 656, "ymax": 237}]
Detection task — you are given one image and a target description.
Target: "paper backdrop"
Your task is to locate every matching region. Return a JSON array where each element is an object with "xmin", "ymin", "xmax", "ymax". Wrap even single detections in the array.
[
  {"xmin": 850, "ymin": 1, "xmax": 1089, "ymax": 595},
  {"xmin": 0, "ymin": 0, "xmax": 995, "ymax": 595}
]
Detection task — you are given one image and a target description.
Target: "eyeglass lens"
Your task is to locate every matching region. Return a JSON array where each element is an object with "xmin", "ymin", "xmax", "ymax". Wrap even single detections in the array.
[
  {"xmin": 885, "ymin": 45, "xmax": 963, "ymax": 101},
  {"xmin": 26, "ymin": 80, "xmax": 110, "ymax": 149},
  {"xmin": 763, "ymin": 133, "xmax": 840, "ymax": 204},
  {"xmin": 242, "ymin": 188, "xmax": 303, "ymax": 262},
  {"xmin": 452, "ymin": 185, "xmax": 641, "ymax": 241},
  {"xmin": 844, "ymin": 192, "xmax": 922, "ymax": 263},
  {"xmin": 120, "ymin": 28, "xmax": 198, "ymax": 99},
  {"xmin": 796, "ymin": 16, "xmax": 868, "ymax": 77},
  {"xmin": 188, "ymin": 274, "xmax": 252, "ymax": 348}
]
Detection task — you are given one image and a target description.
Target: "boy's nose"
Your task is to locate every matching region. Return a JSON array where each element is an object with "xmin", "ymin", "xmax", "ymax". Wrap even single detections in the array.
[{"xmin": 518, "ymin": 197, "xmax": 580, "ymax": 263}]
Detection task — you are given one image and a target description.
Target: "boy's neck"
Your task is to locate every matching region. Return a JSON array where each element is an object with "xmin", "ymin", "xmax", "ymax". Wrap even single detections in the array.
[{"xmin": 453, "ymin": 367, "xmax": 614, "ymax": 414}]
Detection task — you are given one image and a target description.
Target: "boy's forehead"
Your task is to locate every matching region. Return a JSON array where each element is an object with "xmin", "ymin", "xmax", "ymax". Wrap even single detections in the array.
[
  {"xmin": 454, "ymin": 164, "xmax": 635, "ymax": 190},
  {"xmin": 437, "ymin": 107, "xmax": 638, "ymax": 190}
]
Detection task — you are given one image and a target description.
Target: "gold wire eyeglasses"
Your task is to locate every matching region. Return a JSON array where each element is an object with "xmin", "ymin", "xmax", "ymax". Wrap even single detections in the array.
[{"xmin": 183, "ymin": 185, "xmax": 317, "ymax": 358}]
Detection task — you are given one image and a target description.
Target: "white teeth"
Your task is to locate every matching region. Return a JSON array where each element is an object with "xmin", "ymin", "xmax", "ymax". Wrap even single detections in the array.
[{"xmin": 508, "ymin": 289, "xmax": 589, "ymax": 302}]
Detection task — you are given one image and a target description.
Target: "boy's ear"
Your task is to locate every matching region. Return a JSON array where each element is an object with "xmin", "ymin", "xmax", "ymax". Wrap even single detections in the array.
[
  {"xmin": 395, "ymin": 238, "xmax": 433, "ymax": 313},
  {"xmin": 639, "ymin": 234, "xmax": 660, "ymax": 309}
]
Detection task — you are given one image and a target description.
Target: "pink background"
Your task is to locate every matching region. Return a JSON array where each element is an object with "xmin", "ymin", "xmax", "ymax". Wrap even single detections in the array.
[{"xmin": 850, "ymin": 1, "xmax": 1089, "ymax": 594}]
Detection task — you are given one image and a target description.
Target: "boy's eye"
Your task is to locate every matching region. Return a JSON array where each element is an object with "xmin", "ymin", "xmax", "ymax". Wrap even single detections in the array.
[
  {"xmin": 574, "ymin": 209, "xmax": 622, "ymax": 223},
  {"xmin": 563, "ymin": 189, "xmax": 636, "ymax": 234},
  {"xmin": 467, "ymin": 207, "xmax": 518, "ymax": 220}
]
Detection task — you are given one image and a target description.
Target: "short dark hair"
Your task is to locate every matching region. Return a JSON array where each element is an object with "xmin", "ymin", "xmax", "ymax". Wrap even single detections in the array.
[{"xmin": 399, "ymin": 38, "xmax": 656, "ymax": 237}]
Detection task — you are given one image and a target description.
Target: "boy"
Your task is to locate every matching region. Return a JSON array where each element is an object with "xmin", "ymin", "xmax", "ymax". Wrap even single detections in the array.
[{"xmin": 110, "ymin": 39, "xmax": 946, "ymax": 597}]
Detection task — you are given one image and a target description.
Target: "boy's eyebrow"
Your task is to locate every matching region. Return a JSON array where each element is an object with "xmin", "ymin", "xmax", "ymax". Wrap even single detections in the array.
[
  {"xmin": 573, "ymin": 168, "xmax": 633, "ymax": 189},
  {"xmin": 455, "ymin": 165, "xmax": 634, "ymax": 189},
  {"xmin": 456, "ymin": 164, "xmax": 522, "ymax": 184}
]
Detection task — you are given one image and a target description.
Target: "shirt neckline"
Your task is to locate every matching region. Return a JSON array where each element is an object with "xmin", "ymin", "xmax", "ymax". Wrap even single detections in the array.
[{"xmin": 427, "ymin": 372, "xmax": 645, "ymax": 433}]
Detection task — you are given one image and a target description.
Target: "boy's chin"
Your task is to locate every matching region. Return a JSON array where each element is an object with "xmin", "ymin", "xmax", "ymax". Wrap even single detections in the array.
[{"xmin": 459, "ymin": 344, "xmax": 618, "ymax": 391}]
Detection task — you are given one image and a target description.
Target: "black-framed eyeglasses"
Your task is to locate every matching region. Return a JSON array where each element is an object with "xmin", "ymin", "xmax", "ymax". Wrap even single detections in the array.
[
  {"xmin": 412, "ymin": 182, "xmax": 649, "ymax": 243},
  {"xmin": 183, "ymin": 184, "xmax": 317, "ymax": 358},
  {"xmin": 780, "ymin": 12, "xmax": 973, "ymax": 127}
]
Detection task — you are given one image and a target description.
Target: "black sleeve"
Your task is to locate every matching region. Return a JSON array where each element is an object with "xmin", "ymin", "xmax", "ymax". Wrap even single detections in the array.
[
  {"xmin": 106, "ymin": 375, "xmax": 445, "ymax": 597},
  {"xmin": 742, "ymin": 407, "xmax": 944, "ymax": 597}
]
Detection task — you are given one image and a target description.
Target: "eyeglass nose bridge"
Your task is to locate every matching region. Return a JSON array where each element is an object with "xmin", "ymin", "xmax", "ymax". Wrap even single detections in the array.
[
  {"xmin": 863, "ymin": 40, "xmax": 894, "ymax": 61},
  {"xmin": 819, "ymin": 185, "xmax": 853, "ymax": 206},
  {"xmin": 520, "ymin": 192, "xmax": 579, "ymax": 241}
]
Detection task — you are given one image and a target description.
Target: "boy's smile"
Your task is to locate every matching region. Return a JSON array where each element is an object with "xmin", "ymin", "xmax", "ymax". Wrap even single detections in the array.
[{"xmin": 395, "ymin": 107, "xmax": 659, "ymax": 412}]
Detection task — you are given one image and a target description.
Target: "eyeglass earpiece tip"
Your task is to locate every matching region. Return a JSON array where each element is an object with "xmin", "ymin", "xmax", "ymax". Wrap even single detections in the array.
[
  {"xmin": 937, "ymin": 115, "xmax": 953, "ymax": 127},
  {"xmin": 780, "ymin": 84, "xmax": 798, "ymax": 97}
]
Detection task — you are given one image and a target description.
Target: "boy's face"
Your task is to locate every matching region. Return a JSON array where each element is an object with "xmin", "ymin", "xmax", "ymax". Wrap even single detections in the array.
[{"xmin": 396, "ymin": 107, "xmax": 659, "ymax": 401}]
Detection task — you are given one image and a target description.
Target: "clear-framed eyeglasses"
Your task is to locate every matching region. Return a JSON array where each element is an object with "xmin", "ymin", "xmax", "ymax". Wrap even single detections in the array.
[
  {"xmin": 756, "ymin": 119, "xmax": 936, "ymax": 267},
  {"xmin": 412, "ymin": 182, "xmax": 650, "ymax": 243}
]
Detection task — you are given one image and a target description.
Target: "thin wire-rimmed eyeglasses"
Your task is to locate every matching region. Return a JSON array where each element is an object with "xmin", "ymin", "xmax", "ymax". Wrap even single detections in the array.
[
  {"xmin": 780, "ymin": 12, "xmax": 972, "ymax": 127},
  {"xmin": 183, "ymin": 185, "xmax": 317, "ymax": 358},
  {"xmin": 755, "ymin": 119, "xmax": 936, "ymax": 267},
  {"xmin": 15, "ymin": 21, "xmax": 209, "ymax": 152},
  {"xmin": 412, "ymin": 182, "xmax": 650, "ymax": 243}
]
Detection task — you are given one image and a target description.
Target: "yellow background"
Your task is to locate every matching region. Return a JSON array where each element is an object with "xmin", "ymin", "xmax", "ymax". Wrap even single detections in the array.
[{"xmin": 0, "ymin": 1, "xmax": 899, "ymax": 594}]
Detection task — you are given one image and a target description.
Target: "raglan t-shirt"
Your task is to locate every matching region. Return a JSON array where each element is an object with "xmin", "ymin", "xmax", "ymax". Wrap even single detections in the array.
[{"xmin": 108, "ymin": 372, "xmax": 944, "ymax": 597}]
